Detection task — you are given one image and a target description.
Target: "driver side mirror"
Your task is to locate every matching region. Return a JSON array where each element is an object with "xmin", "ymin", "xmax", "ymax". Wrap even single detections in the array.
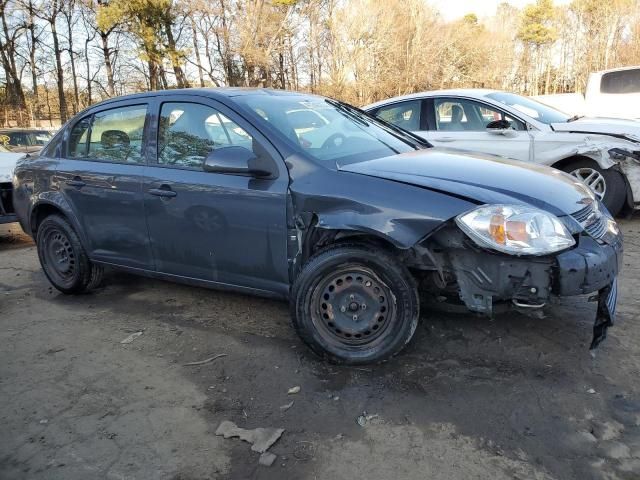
[
  {"xmin": 486, "ymin": 119, "xmax": 515, "ymax": 136},
  {"xmin": 203, "ymin": 146, "xmax": 274, "ymax": 177}
]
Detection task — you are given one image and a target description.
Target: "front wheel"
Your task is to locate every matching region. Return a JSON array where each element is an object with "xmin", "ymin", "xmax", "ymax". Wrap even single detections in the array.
[
  {"xmin": 562, "ymin": 160, "xmax": 627, "ymax": 216},
  {"xmin": 36, "ymin": 214, "xmax": 103, "ymax": 294},
  {"xmin": 291, "ymin": 244, "xmax": 419, "ymax": 364}
]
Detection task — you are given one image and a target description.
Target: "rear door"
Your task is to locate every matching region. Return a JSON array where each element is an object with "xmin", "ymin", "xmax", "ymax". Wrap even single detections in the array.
[
  {"xmin": 418, "ymin": 97, "xmax": 533, "ymax": 161},
  {"xmin": 56, "ymin": 102, "xmax": 153, "ymax": 269},
  {"xmin": 143, "ymin": 96, "xmax": 289, "ymax": 294}
]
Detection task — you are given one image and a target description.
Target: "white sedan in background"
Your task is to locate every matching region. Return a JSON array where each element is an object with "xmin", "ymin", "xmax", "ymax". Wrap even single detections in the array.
[
  {"xmin": 365, "ymin": 89, "xmax": 640, "ymax": 216},
  {"xmin": 0, "ymin": 144, "xmax": 24, "ymax": 224}
]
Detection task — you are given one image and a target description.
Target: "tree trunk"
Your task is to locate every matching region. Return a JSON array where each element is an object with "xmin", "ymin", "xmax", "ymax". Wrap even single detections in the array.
[
  {"xmin": 100, "ymin": 31, "xmax": 116, "ymax": 96},
  {"xmin": 165, "ymin": 20, "xmax": 189, "ymax": 88},
  {"xmin": 66, "ymin": 12, "xmax": 80, "ymax": 114},
  {"xmin": 148, "ymin": 60, "xmax": 159, "ymax": 90},
  {"xmin": 50, "ymin": 18, "xmax": 68, "ymax": 123},
  {"xmin": 191, "ymin": 19, "xmax": 205, "ymax": 88},
  {"xmin": 27, "ymin": 0, "xmax": 40, "ymax": 125},
  {"xmin": 0, "ymin": 0, "xmax": 27, "ymax": 124}
]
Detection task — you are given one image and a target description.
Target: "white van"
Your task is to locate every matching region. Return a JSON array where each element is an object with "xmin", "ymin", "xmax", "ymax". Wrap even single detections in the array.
[
  {"xmin": 534, "ymin": 66, "xmax": 640, "ymax": 120},
  {"xmin": 584, "ymin": 66, "xmax": 640, "ymax": 119}
]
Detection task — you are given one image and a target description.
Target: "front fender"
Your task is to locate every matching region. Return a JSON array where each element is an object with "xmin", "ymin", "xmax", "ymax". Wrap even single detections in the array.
[{"xmin": 291, "ymin": 170, "xmax": 477, "ymax": 249}]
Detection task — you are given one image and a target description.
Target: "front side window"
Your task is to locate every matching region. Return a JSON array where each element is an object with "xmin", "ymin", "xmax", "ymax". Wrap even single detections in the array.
[
  {"xmin": 157, "ymin": 102, "xmax": 254, "ymax": 169},
  {"xmin": 434, "ymin": 98, "xmax": 525, "ymax": 131},
  {"xmin": 486, "ymin": 92, "xmax": 569, "ymax": 124},
  {"xmin": 235, "ymin": 94, "xmax": 422, "ymax": 165},
  {"xmin": 375, "ymin": 100, "xmax": 421, "ymax": 131}
]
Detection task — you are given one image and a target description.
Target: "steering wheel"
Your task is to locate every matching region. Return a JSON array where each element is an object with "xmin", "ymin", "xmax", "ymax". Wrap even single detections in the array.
[{"xmin": 321, "ymin": 133, "xmax": 347, "ymax": 149}]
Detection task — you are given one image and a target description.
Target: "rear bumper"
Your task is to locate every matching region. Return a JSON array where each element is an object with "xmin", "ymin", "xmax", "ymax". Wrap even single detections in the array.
[
  {"xmin": 0, "ymin": 214, "xmax": 17, "ymax": 224},
  {"xmin": 0, "ymin": 182, "xmax": 16, "ymax": 224}
]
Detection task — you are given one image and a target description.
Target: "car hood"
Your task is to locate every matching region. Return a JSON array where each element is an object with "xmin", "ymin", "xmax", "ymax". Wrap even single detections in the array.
[
  {"xmin": 339, "ymin": 148, "xmax": 591, "ymax": 217},
  {"xmin": 0, "ymin": 152, "xmax": 23, "ymax": 183},
  {"xmin": 551, "ymin": 117, "xmax": 640, "ymax": 142}
]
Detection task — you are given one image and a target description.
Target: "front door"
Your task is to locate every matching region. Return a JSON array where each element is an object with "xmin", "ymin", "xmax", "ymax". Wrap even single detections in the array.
[
  {"xmin": 143, "ymin": 97, "xmax": 290, "ymax": 294},
  {"xmin": 56, "ymin": 103, "xmax": 153, "ymax": 269},
  {"xmin": 417, "ymin": 97, "xmax": 533, "ymax": 162}
]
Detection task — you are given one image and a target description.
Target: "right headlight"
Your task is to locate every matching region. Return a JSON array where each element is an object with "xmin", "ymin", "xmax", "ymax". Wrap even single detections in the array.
[{"xmin": 455, "ymin": 204, "xmax": 576, "ymax": 256}]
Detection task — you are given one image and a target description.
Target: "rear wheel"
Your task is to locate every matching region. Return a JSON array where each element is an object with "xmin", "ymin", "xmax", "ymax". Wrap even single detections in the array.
[
  {"xmin": 562, "ymin": 159, "xmax": 627, "ymax": 215},
  {"xmin": 36, "ymin": 214, "xmax": 103, "ymax": 294},
  {"xmin": 291, "ymin": 244, "xmax": 419, "ymax": 364}
]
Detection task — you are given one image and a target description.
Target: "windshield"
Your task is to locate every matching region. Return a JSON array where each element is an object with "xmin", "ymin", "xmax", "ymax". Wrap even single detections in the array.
[
  {"xmin": 486, "ymin": 92, "xmax": 570, "ymax": 124},
  {"xmin": 235, "ymin": 94, "xmax": 424, "ymax": 165}
]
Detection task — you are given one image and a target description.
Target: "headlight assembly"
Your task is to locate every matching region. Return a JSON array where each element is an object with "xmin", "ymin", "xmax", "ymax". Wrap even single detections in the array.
[{"xmin": 455, "ymin": 204, "xmax": 575, "ymax": 255}]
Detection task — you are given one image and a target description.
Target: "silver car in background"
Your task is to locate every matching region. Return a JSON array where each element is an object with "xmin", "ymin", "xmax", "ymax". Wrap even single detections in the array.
[{"xmin": 365, "ymin": 89, "xmax": 640, "ymax": 216}]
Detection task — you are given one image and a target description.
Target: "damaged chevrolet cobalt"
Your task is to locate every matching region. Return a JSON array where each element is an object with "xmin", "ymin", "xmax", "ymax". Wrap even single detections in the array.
[{"xmin": 12, "ymin": 89, "xmax": 622, "ymax": 364}]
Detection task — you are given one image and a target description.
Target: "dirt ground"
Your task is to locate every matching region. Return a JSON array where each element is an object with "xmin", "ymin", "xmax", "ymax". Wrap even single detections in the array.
[{"xmin": 1, "ymin": 219, "xmax": 639, "ymax": 480}]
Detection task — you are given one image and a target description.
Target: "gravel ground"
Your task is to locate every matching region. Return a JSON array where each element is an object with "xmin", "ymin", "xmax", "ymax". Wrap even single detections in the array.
[{"xmin": 0, "ymin": 219, "xmax": 639, "ymax": 480}]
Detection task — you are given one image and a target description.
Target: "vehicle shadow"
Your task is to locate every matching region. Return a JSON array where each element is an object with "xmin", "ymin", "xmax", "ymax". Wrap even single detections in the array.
[{"xmin": 0, "ymin": 223, "xmax": 33, "ymax": 251}]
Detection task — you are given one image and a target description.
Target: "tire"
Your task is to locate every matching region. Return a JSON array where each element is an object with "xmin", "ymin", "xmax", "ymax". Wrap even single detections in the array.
[
  {"xmin": 36, "ymin": 214, "xmax": 103, "ymax": 294},
  {"xmin": 562, "ymin": 159, "xmax": 627, "ymax": 216},
  {"xmin": 291, "ymin": 243, "xmax": 419, "ymax": 365}
]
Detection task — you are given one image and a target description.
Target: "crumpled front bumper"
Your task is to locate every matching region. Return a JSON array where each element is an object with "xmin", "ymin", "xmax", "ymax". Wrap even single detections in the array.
[{"xmin": 429, "ymin": 229, "xmax": 622, "ymax": 349}]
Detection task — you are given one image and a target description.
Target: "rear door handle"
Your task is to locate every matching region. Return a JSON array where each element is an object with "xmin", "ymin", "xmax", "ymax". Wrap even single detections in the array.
[
  {"xmin": 434, "ymin": 137, "xmax": 456, "ymax": 142},
  {"xmin": 66, "ymin": 176, "xmax": 86, "ymax": 188},
  {"xmin": 149, "ymin": 186, "xmax": 177, "ymax": 198}
]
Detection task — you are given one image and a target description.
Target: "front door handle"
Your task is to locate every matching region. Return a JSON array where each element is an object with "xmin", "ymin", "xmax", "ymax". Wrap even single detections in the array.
[
  {"xmin": 149, "ymin": 186, "xmax": 177, "ymax": 198},
  {"xmin": 434, "ymin": 137, "xmax": 455, "ymax": 142},
  {"xmin": 66, "ymin": 176, "xmax": 86, "ymax": 188}
]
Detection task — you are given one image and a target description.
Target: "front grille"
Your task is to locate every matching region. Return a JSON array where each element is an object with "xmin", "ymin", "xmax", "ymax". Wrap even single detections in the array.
[
  {"xmin": 571, "ymin": 201, "xmax": 606, "ymax": 240},
  {"xmin": 0, "ymin": 182, "xmax": 14, "ymax": 216}
]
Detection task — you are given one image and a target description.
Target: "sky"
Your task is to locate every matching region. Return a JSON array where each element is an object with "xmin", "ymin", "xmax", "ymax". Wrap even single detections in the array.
[{"xmin": 429, "ymin": 0, "xmax": 572, "ymax": 21}]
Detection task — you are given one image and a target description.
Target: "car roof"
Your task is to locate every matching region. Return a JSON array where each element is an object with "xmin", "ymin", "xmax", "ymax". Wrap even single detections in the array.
[
  {"xmin": 590, "ymin": 65, "xmax": 640, "ymax": 75},
  {"xmin": 87, "ymin": 87, "xmax": 317, "ymax": 110},
  {"xmin": 0, "ymin": 128, "xmax": 54, "ymax": 132},
  {"xmin": 363, "ymin": 88, "xmax": 501, "ymax": 109}
]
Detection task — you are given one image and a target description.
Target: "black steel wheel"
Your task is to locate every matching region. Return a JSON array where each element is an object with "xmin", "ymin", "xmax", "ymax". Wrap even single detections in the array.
[
  {"xmin": 36, "ymin": 214, "xmax": 103, "ymax": 294},
  {"xmin": 291, "ymin": 244, "xmax": 419, "ymax": 364}
]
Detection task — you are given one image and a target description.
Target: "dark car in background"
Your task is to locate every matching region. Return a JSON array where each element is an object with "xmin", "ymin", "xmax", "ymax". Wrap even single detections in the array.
[
  {"xmin": 12, "ymin": 89, "xmax": 622, "ymax": 364},
  {"xmin": 0, "ymin": 128, "xmax": 54, "ymax": 154}
]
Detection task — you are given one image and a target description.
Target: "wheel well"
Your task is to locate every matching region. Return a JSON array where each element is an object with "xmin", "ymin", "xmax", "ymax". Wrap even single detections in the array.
[
  {"xmin": 312, "ymin": 230, "xmax": 398, "ymax": 258},
  {"xmin": 301, "ymin": 227, "xmax": 400, "ymax": 265},
  {"xmin": 31, "ymin": 204, "xmax": 65, "ymax": 234},
  {"xmin": 550, "ymin": 155, "xmax": 597, "ymax": 172}
]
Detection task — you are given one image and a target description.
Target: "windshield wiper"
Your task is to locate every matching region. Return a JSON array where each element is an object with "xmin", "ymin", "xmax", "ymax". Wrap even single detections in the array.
[
  {"xmin": 325, "ymin": 99, "xmax": 370, "ymax": 128},
  {"xmin": 567, "ymin": 115, "xmax": 584, "ymax": 122}
]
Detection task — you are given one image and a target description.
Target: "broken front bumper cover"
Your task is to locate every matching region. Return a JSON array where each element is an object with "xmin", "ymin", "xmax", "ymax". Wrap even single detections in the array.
[{"xmin": 432, "ymin": 232, "xmax": 622, "ymax": 349}]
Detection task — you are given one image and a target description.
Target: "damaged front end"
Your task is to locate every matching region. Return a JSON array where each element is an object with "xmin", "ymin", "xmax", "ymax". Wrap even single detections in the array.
[{"xmin": 414, "ymin": 200, "xmax": 622, "ymax": 349}]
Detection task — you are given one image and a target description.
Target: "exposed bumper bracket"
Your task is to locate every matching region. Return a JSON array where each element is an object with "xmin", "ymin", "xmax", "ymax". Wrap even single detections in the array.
[{"xmin": 591, "ymin": 279, "xmax": 617, "ymax": 350}]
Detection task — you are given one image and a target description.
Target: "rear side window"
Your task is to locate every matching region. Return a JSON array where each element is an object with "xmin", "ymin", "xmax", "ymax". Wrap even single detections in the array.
[
  {"xmin": 375, "ymin": 100, "xmax": 421, "ymax": 131},
  {"xmin": 600, "ymin": 69, "xmax": 640, "ymax": 94},
  {"xmin": 157, "ymin": 102, "xmax": 254, "ymax": 169},
  {"xmin": 66, "ymin": 105, "xmax": 148, "ymax": 163}
]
